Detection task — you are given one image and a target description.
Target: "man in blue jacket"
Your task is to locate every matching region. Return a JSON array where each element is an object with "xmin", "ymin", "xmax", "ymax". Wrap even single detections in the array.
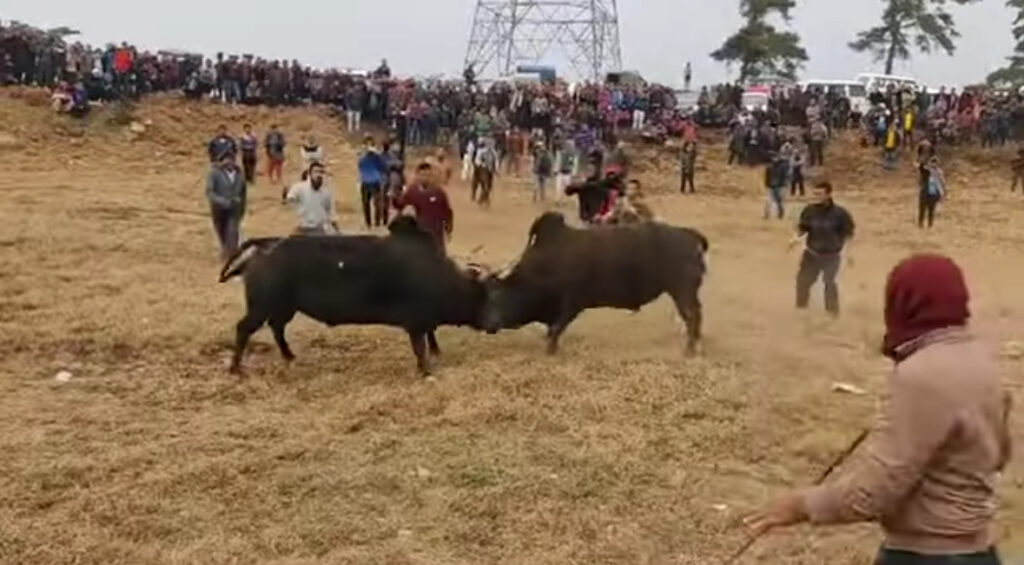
[
  {"xmin": 207, "ymin": 124, "xmax": 237, "ymax": 163},
  {"xmin": 357, "ymin": 136, "xmax": 390, "ymax": 230}
]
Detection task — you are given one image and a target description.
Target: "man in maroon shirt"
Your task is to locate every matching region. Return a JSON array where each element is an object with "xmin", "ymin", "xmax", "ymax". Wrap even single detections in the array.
[{"xmin": 392, "ymin": 160, "xmax": 454, "ymax": 253}]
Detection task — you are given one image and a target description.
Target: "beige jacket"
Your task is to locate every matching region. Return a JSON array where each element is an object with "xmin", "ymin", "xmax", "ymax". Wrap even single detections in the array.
[{"xmin": 803, "ymin": 328, "xmax": 1012, "ymax": 554}]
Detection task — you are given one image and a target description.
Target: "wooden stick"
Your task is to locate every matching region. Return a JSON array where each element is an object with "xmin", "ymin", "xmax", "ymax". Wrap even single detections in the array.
[{"xmin": 723, "ymin": 429, "xmax": 870, "ymax": 565}]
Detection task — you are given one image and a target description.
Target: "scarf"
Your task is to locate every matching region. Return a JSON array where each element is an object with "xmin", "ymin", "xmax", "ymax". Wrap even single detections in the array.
[{"xmin": 882, "ymin": 254, "xmax": 970, "ymax": 361}]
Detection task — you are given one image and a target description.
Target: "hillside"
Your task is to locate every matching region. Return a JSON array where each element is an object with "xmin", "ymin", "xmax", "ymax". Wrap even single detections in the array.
[{"xmin": 0, "ymin": 91, "xmax": 1021, "ymax": 565}]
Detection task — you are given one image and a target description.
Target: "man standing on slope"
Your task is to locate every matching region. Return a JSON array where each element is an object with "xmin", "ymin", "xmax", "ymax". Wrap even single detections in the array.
[
  {"xmin": 208, "ymin": 124, "xmax": 237, "ymax": 163},
  {"xmin": 285, "ymin": 162, "xmax": 339, "ymax": 235},
  {"xmin": 393, "ymin": 160, "xmax": 453, "ymax": 253},
  {"xmin": 763, "ymin": 152, "xmax": 788, "ymax": 220},
  {"xmin": 264, "ymin": 124, "xmax": 286, "ymax": 184},
  {"xmin": 206, "ymin": 151, "xmax": 247, "ymax": 259},
  {"xmin": 790, "ymin": 181, "xmax": 855, "ymax": 317},
  {"xmin": 238, "ymin": 123, "xmax": 258, "ymax": 184},
  {"xmin": 357, "ymin": 136, "xmax": 390, "ymax": 230}
]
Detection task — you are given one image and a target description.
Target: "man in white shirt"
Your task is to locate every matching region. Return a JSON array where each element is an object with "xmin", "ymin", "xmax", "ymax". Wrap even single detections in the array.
[{"xmin": 286, "ymin": 162, "xmax": 339, "ymax": 235}]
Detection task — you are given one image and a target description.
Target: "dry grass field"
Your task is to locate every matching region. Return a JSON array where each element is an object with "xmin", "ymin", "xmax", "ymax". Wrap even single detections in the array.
[{"xmin": 0, "ymin": 91, "xmax": 1021, "ymax": 564}]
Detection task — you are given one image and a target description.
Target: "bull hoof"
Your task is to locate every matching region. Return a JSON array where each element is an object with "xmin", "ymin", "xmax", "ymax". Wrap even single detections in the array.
[{"xmin": 228, "ymin": 365, "xmax": 246, "ymax": 377}]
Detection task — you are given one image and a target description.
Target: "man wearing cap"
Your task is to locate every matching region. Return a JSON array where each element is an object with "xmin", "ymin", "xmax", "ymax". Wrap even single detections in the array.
[{"xmin": 205, "ymin": 151, "xmax": 247, "ymax": 259}]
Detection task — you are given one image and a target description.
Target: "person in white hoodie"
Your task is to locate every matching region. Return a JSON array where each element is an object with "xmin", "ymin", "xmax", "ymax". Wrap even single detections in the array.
[
  {"xmin": 461, "ymin": 137, "xmax": 476, "ymax": 182},
  {"xmin": 299, "ymin": 135, "xmax": 324, "ymax": 175}
]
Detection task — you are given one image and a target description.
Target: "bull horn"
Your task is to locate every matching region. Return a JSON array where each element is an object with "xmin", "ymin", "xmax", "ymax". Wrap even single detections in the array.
[{"xmin": 495, "ymin": 257, "xmax": 520, "ymax": 278}]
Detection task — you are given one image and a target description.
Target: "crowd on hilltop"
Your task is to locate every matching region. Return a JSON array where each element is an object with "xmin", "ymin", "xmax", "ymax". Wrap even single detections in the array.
[{"xmin": 5, "ymin": 18, "xmax": 1024, "ymax": 162}]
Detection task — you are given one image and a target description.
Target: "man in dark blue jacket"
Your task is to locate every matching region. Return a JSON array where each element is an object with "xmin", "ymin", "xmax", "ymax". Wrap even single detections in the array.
[{"xmin": 207, "ymin": 124, "xmax": 237, "ymax": 163}]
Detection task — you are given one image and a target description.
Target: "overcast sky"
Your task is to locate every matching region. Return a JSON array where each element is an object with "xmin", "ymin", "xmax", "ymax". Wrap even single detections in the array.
[{"xmin": 1, "ymin": 0, "xmax": 1015, "ymax": 87}]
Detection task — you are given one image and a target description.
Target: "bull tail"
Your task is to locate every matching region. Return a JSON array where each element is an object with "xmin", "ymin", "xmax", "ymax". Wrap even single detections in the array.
[{"xmin": 218, "ymin": 237, "xmax": 282, "ymax": 282}]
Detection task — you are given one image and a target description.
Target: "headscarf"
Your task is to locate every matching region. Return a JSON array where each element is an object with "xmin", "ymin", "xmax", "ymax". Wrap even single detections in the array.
[{"xmin": 882, "ymin": 254, "xmax": 970, "ymax": 361}]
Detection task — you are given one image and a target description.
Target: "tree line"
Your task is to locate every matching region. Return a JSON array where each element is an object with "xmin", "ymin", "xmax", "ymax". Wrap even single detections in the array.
[{"xmin": 711, "ymin": 0, "xmax": 1023, "ymax": 87}]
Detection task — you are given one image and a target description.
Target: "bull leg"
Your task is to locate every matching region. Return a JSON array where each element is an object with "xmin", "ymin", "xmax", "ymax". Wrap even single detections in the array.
[
  {"xmin": 545, "ymin": 305, "xmax": 580, "ymax": 355},
  {"xmin": 268, "ymin": 311, "xmax": 297, "ymax": 362},
  {"xmin": 229, "ymin": 312, "xmax": 267, "ymax": 375},
  {"xmin": 426, "ymin": 330, "xmax": 441, "ymax": 356},
  {"xmin": 669, "ymin": 290, "xmax": 703, "ymax": 356},
  {"xmin": 407, "ymin": 330, "xmax": 431, "ymax": 376}
]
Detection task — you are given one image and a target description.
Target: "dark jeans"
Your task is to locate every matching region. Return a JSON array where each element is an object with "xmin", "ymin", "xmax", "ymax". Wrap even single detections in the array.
[
  {"xmin": 210, "ymin": 205, "xmax": 241, "ymax": 258},
  {"xmin": 796, "ymin": 249, "xmax": 840, "ymax": 314},
  {"xmin": 472, "ymin": 168, "xmax": 494, "ymax": 206},
  {"xmin": 875, "ymin": 547, "xmax": 1000, "ymax": 565},
  {"xmin": 918, "ymin": 193, "xmax": 940, "ymax": 228},
  {"xmin": 764, "ymin": 186, "xmax": 785, "ymax": 219},
  {"xmin": 241, "ymin": 154, "xmax": 257, "ymax": 184},
  {"xmin": 360, "ymin": 183, "xmax": 388, "ymax": 228},
  {"xmin": 680, "ymin": 171, "xmax": 695, "ymax": 193},
  {"xmin": 809, "ymin": 141, "xmax": 825, "ymax": 166},
  {"xmin": 791, "ymin": 166, "xmax": 805, "ymax": 196}
]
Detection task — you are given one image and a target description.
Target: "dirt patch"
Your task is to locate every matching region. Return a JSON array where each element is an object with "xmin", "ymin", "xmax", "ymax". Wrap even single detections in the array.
[{"xmin": 0, "ymin": 94, "xmax": 1020, "ymax": 564}]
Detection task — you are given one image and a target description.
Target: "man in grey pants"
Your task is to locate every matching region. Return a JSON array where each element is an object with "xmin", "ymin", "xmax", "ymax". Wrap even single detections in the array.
[{"xmin": 206, "ymin": 152, "xmax": 247, "ymax": 259}]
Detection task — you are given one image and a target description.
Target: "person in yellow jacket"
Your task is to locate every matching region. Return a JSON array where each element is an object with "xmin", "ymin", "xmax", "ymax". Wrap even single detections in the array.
[
  {"xmin": 902, "ymin": 107, "xmax": 915, "ymax": 149},
  {"xmin": 883, "ymin": 119, "xmax": 900, "ymax": 171}
]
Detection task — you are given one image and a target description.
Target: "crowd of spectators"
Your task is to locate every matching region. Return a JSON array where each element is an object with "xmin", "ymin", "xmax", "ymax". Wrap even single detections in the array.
[
  {"xmin": 4, "ymin": 18, "xmax": 1023, "ymax": 158},
  {"xmin": 0, "ymin": 19, "xmax": 696, "ymax": 148}
]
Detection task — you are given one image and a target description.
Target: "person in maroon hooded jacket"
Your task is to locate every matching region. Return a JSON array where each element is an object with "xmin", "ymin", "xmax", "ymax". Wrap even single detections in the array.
[
  {"xmin": 392, "ymin": 159, "xmax": 453, "ymax": 253},
  {"xmin": 743, "ymin": 254, "xmax": 1012, "ymax": 565}
]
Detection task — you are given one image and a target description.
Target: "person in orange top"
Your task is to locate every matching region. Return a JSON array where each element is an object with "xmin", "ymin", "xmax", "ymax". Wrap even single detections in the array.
[{"xmin": 744, "ymin": 254, "xmax": 1012, "ymax": 565}]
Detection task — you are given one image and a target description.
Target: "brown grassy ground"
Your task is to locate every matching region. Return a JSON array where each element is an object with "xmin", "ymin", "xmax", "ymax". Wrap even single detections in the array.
[{"xmin": 0, "ymin": 92, "xmax": 1021, "ymax": 565}]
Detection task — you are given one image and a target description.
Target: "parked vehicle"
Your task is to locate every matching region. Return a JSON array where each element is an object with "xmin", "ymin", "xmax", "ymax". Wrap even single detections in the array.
[
  {"xmin": 799, "ymin": 79, "xmax": 870, "ymax": 115},
  {"xmin": 855, "ymin": 73, "xmax": 920, "ymax": 94}
]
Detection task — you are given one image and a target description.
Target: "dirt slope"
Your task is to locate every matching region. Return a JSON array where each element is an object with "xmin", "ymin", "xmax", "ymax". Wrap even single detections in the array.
[{"xmin": 0, "ymin": 92, "xmax": 1021, "ymax": 565}]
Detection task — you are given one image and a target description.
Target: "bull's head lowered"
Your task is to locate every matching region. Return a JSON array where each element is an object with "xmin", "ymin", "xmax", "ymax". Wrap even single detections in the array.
[
  {"xmin": 478, "ymin": 211, "xmax": 570, "ymax": 334},
  {"xmin": 479, "ymin": 270, "xmax": 559, "ymax": 335}
]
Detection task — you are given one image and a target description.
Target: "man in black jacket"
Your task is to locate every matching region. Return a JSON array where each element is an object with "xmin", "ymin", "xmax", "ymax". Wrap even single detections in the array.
[
  {"xmin": 790, "ymin": 181, "xmax": 855, "ymax": 316},
  {"xmin": 763, "ymin": 152, "xmax": 788, "ymax": 220},
  {"xmin": 208, "ymin": 124, "xmax": 237, "ymax": 163}
]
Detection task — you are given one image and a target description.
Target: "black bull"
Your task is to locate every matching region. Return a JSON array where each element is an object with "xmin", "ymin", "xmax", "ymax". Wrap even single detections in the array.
[
  {"xmin": 218, "ymin": 217, "xmax": 487, "ymax": 376},
  {"xmin": 481, "ymin": 212, "xmax": 709, "ymax": 354}
]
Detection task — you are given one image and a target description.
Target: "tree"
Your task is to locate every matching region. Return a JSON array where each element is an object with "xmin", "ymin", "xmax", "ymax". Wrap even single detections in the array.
[
  {"xmin": 849, "ymin": 0, "xmax": 981, "ymax": 75},
  {"xmin": 987, "ymin": 0, "xmax": 1024, "ymax": 86},
  {"xmin": 711, "ymin": 0, "xmax": 809, "ymax": 82}
]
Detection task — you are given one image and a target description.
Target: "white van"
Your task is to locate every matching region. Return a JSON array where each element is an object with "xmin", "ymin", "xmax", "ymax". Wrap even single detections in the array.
[
  {"xmin": 741, "ymin": 90, "xmax": 770, "ymax": 112},
  {"xmin": 855, "ymin": 73, "xmax": 920, "ymax": 94},
  {"xmin": 799, "ymin": 79, "xmax": 870, "ymax": 114}
]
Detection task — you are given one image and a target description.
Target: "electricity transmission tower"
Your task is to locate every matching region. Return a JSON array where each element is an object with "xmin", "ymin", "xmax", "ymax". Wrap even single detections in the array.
[{"xmin": 464, "ymin": 0, "xmax": 622, "ymax": 81}]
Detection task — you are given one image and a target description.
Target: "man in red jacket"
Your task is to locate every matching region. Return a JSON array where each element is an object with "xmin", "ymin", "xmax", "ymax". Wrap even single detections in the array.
[{"xmin": 392, "ymin": 160, "xmax": 453, "ymax": 253}]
